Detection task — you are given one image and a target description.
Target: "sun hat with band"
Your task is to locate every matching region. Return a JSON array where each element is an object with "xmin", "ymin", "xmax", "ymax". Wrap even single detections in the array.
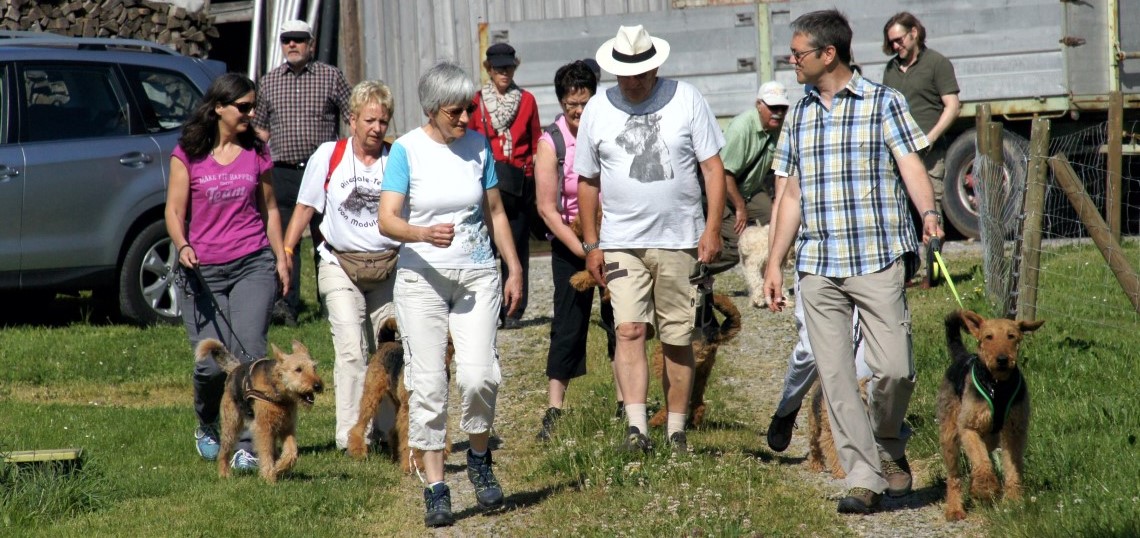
[
  {"xmin": 280, "ymin": 20, "xmax": 312, "ymax": 41},
  {"xmin": 595, "ymin": 25, "xmax": 670, "ymax": 77}
]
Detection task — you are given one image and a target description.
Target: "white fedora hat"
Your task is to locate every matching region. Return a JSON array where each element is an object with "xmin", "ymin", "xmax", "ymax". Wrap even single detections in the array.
[{"xmin": 595, "ymin": 25, "xmax": 670, "ymax": 77}]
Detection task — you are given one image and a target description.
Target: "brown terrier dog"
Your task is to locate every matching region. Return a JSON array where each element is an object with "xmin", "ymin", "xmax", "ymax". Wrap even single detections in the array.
[
  {"xmin": 938, "ymin": 309, "xmax": 1044, "ymax": 521},
  {"xmin": 196, "ymin": 339, "xmax": 324, "ymax": 483},
  {"xmin": 805, "ymin": 377, "xmax": 870, "ymax": 479},
  {"xmin": 346, "ymin": 317, "xmax": 452, "ymax": 473},
  {"xmin": 648, "ymin": 293, "xmax": 741, "ymax": 428}
]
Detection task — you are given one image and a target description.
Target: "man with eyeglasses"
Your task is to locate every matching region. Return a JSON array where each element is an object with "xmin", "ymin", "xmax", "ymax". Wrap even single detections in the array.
[
  {"xmin": 882, "ymin": 12, "xmax": 960, "ymax": 287},
  {"xmin": 763, "ymin": 9, "xmax": 944, "ymax": 515},
  {"xmin": 252, "ymin": 19, "xmax": 351, "ymax": 327}
]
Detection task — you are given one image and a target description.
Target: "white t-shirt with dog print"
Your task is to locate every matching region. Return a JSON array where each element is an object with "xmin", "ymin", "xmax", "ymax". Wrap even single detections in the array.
[
  {"xmin": 298, "ymin": 137, "xmax": 402, "ymax": 261},
  {"xmin": 574, "ymin": 79, "xmax": 725, "ymax": 249}
]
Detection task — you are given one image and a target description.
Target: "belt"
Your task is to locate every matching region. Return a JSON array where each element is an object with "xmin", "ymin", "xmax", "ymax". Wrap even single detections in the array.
[{"xmin": 273, "ymin": 161, "xmax": 306, "ymax": 170}]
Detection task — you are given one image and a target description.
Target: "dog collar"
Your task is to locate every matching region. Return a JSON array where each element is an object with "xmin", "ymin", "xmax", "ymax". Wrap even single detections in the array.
[
  {"xmin": 969, "ymin": 360, "xmax": 1023, "ymax": 434},
  {"xmin": 242, "ymin": 358, "xmax": 281, "ymax": 405}
]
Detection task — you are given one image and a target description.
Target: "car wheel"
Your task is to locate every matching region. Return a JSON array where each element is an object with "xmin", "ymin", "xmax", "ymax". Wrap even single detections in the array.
[
  {"xmin": 119, "ymin": 220, "xmax": 181, "ymax": 325},
  {"xmin": 943, "ymin": 128, "xmax": 1028, "ymax": 240}
]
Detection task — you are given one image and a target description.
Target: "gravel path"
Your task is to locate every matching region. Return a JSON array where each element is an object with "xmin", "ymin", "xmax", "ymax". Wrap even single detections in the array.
[{"xmin": 423, "ymin": 246, "xmax": 987, "ymax": 536}]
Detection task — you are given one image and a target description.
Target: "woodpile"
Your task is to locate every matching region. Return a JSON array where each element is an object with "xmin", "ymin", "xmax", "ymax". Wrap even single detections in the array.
[{"xmin": 1, "ymin": 0, "xmax": 218, "ymax": 58}]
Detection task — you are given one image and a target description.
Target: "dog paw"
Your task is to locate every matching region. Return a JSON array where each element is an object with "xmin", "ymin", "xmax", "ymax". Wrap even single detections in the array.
[
  {"xmin": 944, "ymin": 507, "xmax": 968, "ymax": 521},
  {"xmin": 970, "ymin": 476, "xmax": 1000, "ymax": 503}
]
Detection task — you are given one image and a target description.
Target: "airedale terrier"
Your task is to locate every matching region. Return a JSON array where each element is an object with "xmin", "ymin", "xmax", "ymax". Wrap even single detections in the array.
[
  {"xmin": 196, "ymin": 339, "xmax": 324, "ymax": 483},
  {"xmin": 648, "ymin": 293, "xmax": 741, "ymax": 428},
  {"xmin": 805, "ymin": 377, "xmax": 870, "ymax": 479},
  {"xmin": 938, "ymin": 309, "xmax": 1044, "ymax": 521},
  {"xmin": 346, "ymin": 317, "xmax": 452, "ymax": 473}
]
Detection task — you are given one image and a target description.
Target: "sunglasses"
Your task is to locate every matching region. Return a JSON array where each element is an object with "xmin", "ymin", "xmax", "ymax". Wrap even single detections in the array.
[
  {"xmin": 229, "ymin": 101, "xmax": 255, "ymax": 114},
  {"xmin": 441, "ymin": 103, "xmax": 477, "ymax": 119},
  {"xmin": 280, "ymin": 37, "xmax": 308, "ymax": 45}
]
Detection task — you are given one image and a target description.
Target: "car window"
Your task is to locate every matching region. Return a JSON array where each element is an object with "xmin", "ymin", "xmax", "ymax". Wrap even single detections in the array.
[
  {"xmin": 19, "ymin": 63, "xmax": 130, "ymax": 143},
  {"xmin": 0, "ymin": 66, "xmax": 8, "ymax": 144},
  {"xmin": 123, "ymin": 66, "xmax": 200, "ymax": 132}
]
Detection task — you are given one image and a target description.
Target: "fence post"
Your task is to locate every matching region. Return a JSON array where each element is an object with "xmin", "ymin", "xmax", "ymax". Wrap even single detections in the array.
[
  {"xmin": 1017, "ymin": 118, "xmax": 1051, "ymax": 322},
  {"xmin": 1107, "ymin": 90, "xmax": 1123, "ymax": 242},
  {"xmin": 1050, "ymin": 154, "xmax": 1140, "ymax": 314}
]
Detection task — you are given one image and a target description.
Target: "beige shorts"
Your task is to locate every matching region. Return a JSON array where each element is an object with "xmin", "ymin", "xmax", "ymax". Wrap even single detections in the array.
[{"xmin": 603, "ymin": 248, "xmax": 698, "ymax": 346}]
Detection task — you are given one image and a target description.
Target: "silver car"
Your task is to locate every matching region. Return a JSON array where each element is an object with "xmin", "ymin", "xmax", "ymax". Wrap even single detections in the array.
[{"xmin": 0, "ymin": 33, "xmax": 224, "ymax": 324}]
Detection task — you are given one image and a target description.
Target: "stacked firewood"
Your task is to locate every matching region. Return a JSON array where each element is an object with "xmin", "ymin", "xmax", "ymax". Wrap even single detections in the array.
[{"xmin": 1, "ymin": 0, "xmax": 217, "ymax": 57}]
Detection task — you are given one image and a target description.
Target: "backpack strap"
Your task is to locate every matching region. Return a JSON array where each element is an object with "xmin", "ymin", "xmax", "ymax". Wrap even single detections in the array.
[
  {"xmin": 543, "ymin": 121, "xmax": 566, "ymax": 213},
  {"xmin": 324, "ymin": 138, "xmax": 350, "ymax": 191}
]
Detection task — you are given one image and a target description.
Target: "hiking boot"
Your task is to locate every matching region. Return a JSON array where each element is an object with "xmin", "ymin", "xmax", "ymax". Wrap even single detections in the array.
[
  {"xmin": 229, "ymin": 449, "xmax": 259, "ymax": 473},
  {"xmin": 621, "ymin": 426, "xmax": 653, "ymax": 454},
  {"xmin": 766, "ymin": 405, "xmax": 800, "ymax": 453},
  {"xmin": 668, "ymin": 431, "xmax": 688, "ymax": 454},
  {"xmin": 423, "ymin": 483, "xmax": 455, "ymax": 527},
  {"xmin": 837, "ymin": 487, "xmax": 882, "ymax": 514},
  {"xmin": 882, "ymin": 456, "xmax": 913, "ymax": 497},
  {"xmin": 194, "ymin": 425, "xmax": 220, "ymax": 461},
  {"xmin": 466, "ymin": 450, "xmax": 504, "ymax": 509},
  {"xmin": 535, "ymin": 407, "xmax": 563, "ymax": 442}
]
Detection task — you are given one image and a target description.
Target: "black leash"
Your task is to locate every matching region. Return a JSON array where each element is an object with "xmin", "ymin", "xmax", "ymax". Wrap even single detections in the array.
[{"xmin": 189, "ymin": 264, "xmax": 255, "ymax": 361}]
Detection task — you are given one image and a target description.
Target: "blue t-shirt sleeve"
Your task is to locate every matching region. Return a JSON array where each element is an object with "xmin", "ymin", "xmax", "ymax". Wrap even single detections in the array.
[
  {"xmin": 482, "ymin": 140, "xmax": 498, "ymax": 190},
  {"xmin": 382, "ymin": 142, "xmax": 411, "ymax": 194}
]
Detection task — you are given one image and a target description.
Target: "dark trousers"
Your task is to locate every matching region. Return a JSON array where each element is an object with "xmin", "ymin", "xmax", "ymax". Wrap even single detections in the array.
[
  {"xmin": 272, "ymin": 165, "xmax": 322, "ymax": 314},
  {"xmin": 547, "ymin": 238, "xmax": 616, "ymax": 379},
  {"xmin": 496, "ymin": 189, "xmax": 530, "ymax": 320}
]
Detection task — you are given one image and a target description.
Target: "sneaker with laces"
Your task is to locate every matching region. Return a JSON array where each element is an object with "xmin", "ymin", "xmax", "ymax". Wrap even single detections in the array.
[
  {"xmin": 621, "ymin": 426, "xmax": 653, "ymax": 454},
  {"xmin": 229, "ymin": 449, "xmax": 259, "ymax": 473},
  {"xmin": 881, "ymin": 456, "xmax": 913, "ymax": 497},
  {"xmin": 837, "ymin": 487, "xmax": 882, "ymax": 514},
  {"xmin": 423, "ymin": 483, "xmax": 455, "ymax": 527},
  {"xmin": 466, "ymin": 450, "xmax": 504, "ymax": 509},
  {"xmin": 766, "ymin": 405, "xmax": 800, "ymax": 453},
  {"xmin": 535, "ymin": 407, "xmax": 562, "ymax": 442},
  {"xmin": 194, "ymin": 426, "xmax": 220, "ymax": 461},
  {"xmin": 668, "ymin": 431, "xmax": 688, "ymax": 454}
]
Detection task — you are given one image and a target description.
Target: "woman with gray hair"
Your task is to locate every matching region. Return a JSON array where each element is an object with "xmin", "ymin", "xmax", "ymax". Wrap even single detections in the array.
[
  {"xmin": 379, "ymin": 60, "xmax": 522, "ymax": 528},
  {"xmin": 282, "ymin": 80, "xmax": 401, "ymax": 451}
]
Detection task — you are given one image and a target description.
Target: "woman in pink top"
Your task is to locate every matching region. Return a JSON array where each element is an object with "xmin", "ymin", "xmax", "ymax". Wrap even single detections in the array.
[
  {"xmin": 164, "ymin": 73, "xmax": 289, "ymax": 471},
  {"xmin": 532, "ymin": 61, "xmax": 619, "ymax": 441}
]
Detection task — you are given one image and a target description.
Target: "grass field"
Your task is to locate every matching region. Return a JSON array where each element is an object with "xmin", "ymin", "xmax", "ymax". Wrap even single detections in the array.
[{"xmin": 2, "ymin": 240, "xmax": 1138, "ymax": 537}]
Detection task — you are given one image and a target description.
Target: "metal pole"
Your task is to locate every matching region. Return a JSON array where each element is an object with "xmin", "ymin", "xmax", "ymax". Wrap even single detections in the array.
[{"xmin": 247, "ymin": 0, "xmax": 264, "ymax": 80}]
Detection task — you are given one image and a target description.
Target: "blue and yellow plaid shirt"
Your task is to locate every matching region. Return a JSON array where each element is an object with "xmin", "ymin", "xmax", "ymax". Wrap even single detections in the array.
[{"xmin": 772, "ymin": 72, "xmax": 928, "ymax": 278}]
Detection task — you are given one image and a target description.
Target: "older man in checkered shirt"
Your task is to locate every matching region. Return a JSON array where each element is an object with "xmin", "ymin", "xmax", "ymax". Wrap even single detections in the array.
[
  {"xmin": 253, "ymin": 19, "xmax": 351, "ymax": 326},
  {"xmin": 763, "ymin": 10, "xmax": 944, "ymax": 515}
]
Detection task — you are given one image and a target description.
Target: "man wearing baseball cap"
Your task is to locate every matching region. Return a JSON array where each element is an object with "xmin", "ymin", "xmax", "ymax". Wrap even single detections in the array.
[
  {"xmin": 252, "ymin": 19, "xmax": 351, "ymax": 327},
  {"xmin": 706, "ymin": 80, "xmax": 789, "ymax": 276},
  {"xmin": 575, "ymin": 25, "xmax": 727, "ymax": 454}
]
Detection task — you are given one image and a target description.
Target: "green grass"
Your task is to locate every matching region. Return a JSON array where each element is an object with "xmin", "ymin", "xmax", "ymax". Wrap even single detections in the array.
[{"xmin": 1, "ymin": 239, "xmax": 1138, "ymax": 536}]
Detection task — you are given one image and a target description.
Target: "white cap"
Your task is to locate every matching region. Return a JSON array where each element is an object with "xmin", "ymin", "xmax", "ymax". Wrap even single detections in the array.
[
  {"xmin": 280, "ymin": 20, "xmax": 313, "ymax": 40},
  {"xmin": 757, "ymin": 81, "xmax": 789, "ymax": 107}
]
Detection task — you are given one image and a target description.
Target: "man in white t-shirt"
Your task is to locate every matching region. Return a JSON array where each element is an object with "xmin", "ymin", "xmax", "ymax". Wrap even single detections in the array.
[{"xmin": 576, "ymin": 25, "xmax": 727, "ymax": 453}]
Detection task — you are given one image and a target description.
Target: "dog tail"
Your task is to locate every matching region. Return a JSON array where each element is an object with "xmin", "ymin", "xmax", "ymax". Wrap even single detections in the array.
[
  {"xmin": 377, "ymin": 341, "xmax": 405, "ymax": 391},
  {"xmin": 944, "ymin": 310, "xmax": 970, "ymax": 364},
  {"xmin": 195, "ymin": 338, "xmax": 241, "ymax": 374},
  {"xmin": 710, "ymin": 293, "xmax": 742, "ymax": 343},
  {"xmin": 378, "ymin": 316, "xmax": 399, "ymax": 343}
]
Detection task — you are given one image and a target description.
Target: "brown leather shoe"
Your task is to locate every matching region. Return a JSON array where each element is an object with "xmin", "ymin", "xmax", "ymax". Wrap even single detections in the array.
[
  {"xmin": 837, "ymin": 487, "xmax": 882, "ymax": 514},
  {"xmin": 882, "ymin": 456, "xmax": 913, "ymax": 497}
]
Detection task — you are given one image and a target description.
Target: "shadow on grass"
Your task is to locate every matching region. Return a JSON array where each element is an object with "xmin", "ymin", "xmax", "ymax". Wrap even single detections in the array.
[
  {"xmin": 451, "ymin": 480, "xmax": 574, "ymax": 522},
  {"xmin": 299, "ymin": 441, "xmax": 339, "ymax": 456},
  {"xmin": 0, "ymin": 293, "xmax": 120, "ymax": 328},
  {"xmin": 876, "ymin": 484, "xmax": 943, "ymax": 512}
]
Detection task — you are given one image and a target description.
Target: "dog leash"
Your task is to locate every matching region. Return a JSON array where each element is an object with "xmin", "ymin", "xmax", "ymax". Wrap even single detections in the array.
[
  {"xmin": 189, "ymin": 264, "xmax": 256, "ymax": 362},
  {"xmin": 930, "ymin": 238, "xmax": 964, "ymax": 308}
]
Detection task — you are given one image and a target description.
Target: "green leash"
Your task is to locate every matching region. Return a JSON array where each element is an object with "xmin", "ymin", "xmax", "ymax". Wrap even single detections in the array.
[{"xmin": 930, "ymin": 237, "xmax": 964, "ymax": 308}]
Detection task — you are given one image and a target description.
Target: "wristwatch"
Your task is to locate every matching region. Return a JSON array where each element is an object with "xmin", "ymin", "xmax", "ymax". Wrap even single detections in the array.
[{"xmin": 582, "ymin": 241, "xmax": 600, "ymax": 254}]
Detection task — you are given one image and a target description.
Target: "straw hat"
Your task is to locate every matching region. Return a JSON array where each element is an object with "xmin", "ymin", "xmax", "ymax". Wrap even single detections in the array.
[{"xmin": 595, "ymin": 25, "xmax": 670, "ymax": 77}]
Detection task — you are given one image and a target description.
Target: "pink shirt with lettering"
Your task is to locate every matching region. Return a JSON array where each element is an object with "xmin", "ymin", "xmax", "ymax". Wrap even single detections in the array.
[{"xmin": 172, "ymin": 144, "xmax": 273, "ymax": 265}]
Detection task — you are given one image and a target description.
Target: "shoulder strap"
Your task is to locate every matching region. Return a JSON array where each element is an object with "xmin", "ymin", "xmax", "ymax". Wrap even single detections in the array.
[
  {"xmin": 544, "ymin": 121, "xmax": 566, "ymax": 212},
  {"xmin": 324, "ymin": 138, "xmax": 349, "ymax": 191}
]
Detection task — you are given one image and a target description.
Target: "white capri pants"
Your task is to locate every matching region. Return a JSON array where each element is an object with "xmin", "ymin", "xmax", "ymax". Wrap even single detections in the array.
[
  {"xmin": 318, "ymin": 258, "xmax": 396, "ymax": 450},
  {"xmin": 395, "ymin": 266, "xmax": 502, "ymax": 451}
]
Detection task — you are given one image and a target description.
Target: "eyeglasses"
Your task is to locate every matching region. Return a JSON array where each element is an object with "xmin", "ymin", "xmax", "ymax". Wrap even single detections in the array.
[
  {"xmin": 887, "ymin": 33, "xmax": 909, "ymax": 48},
  {"xmin": 229, "ymin": 101, "xmax": 256, "ymax": 114},
  {"xmin": 441, "ymin": 103, "xmax": 477, "ymax": 120},
  {"xmin": 561, "ymin": 100, "xmax": 589, "ymax": 111},
  {"xmin": 789, "ymin": 47, "xmax": 824, "ymax": 63},
  {"xmin": 280, "ymin": 37, "xmax": 308, "ymax": 45}
]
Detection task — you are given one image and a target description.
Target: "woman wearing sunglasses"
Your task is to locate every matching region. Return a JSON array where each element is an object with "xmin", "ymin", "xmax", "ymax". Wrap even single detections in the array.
[
  {"xmin": 165, "ymin": 73, "xmax": 288, "ymax": 473},
  {"xmin": 379, "ymin": 60, "xmax": 522, "ymax": 528}
]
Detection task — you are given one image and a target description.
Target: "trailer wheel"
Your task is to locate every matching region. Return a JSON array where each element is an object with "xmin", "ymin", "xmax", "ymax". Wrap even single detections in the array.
[{"xmin": 942, "ymin": 128, "xmax": 1028, "ymax": 240}]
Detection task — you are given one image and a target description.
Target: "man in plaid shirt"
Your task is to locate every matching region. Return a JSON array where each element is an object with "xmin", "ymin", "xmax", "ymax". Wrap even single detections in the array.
[
  {"xmin": 763, "ymin": 9, "xmax": 944, "ymax": 514},
  {"xmin": 253, "ymin": 19, "xmax": 351, "ymax": 326}
]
